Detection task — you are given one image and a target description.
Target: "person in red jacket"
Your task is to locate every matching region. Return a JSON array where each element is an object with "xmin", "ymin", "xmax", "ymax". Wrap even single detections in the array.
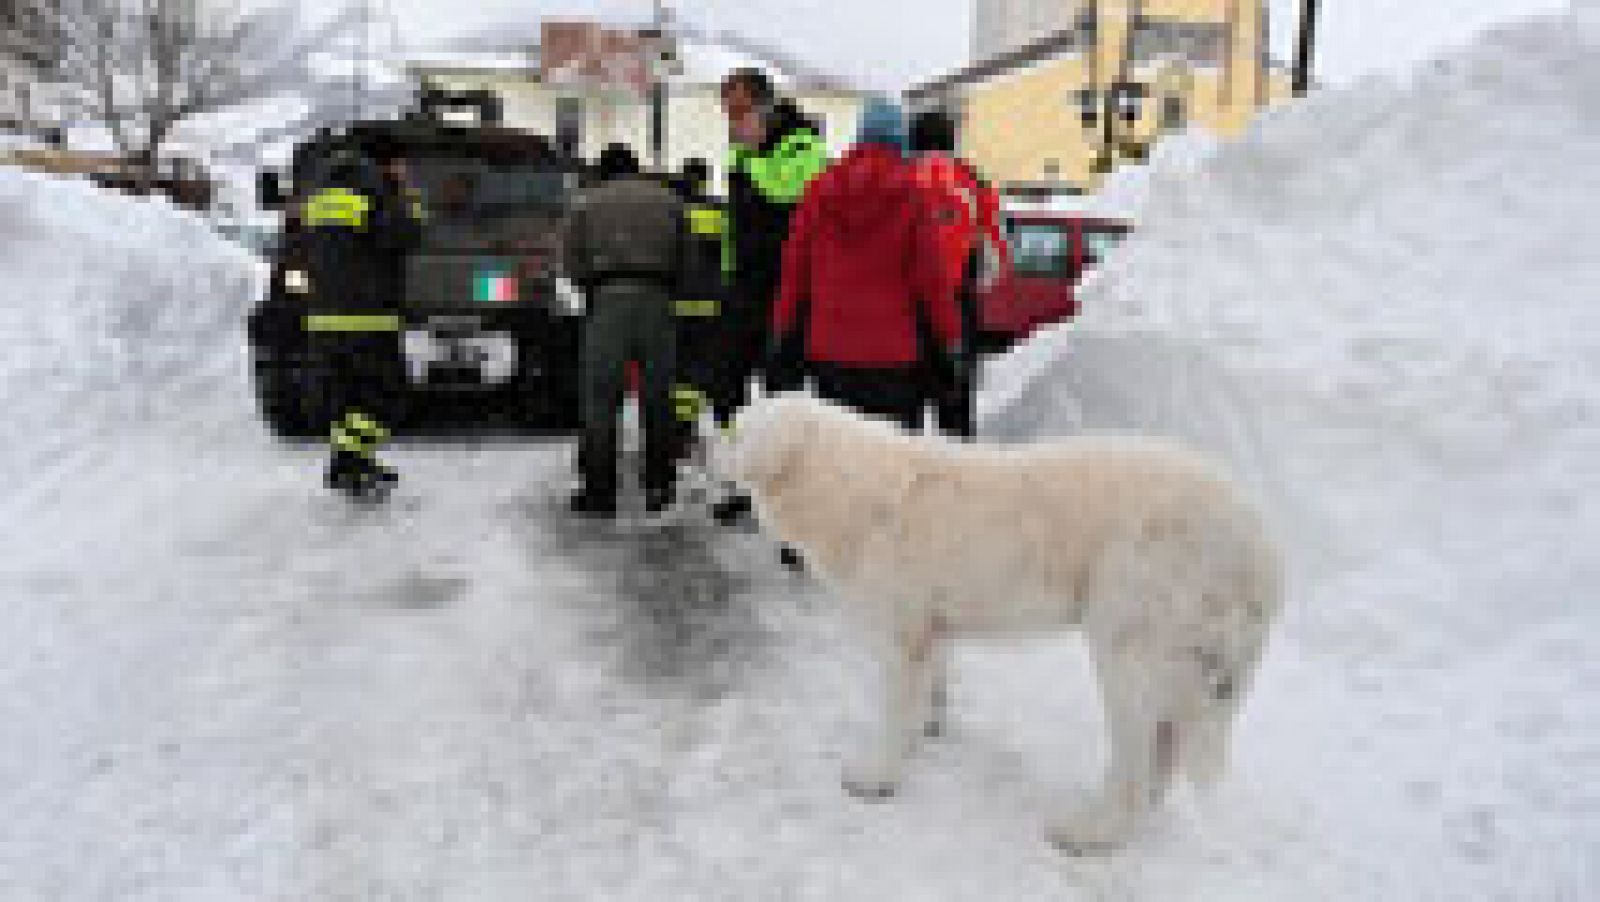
[
  {"xmin": 909, "ymin": 109, "xmax": 1012, "ymax": 439},
  {"xmin": 770, "ymin": 98, "xmax": 963, "ymax": 431}
]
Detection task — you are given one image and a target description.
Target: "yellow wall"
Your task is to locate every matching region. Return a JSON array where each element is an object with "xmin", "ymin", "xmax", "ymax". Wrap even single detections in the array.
[{"xmin": 949, "ymin": 0, "xmax": 1289, "ymax": 193}]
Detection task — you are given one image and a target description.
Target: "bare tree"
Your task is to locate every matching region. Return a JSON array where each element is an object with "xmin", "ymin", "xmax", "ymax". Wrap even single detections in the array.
[{"xmin": 1, "ymin": 0, "xmax": 364, "ymax": 182}]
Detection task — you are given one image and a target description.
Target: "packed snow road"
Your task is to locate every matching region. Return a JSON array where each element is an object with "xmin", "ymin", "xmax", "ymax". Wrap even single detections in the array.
[
  {"xmin": 0, "ymin": 420, "xmax": 1235, "ymax": 900},
  {"xmin": 5, "ymin": 395, "xmax": 1591, "ymax": 900}
]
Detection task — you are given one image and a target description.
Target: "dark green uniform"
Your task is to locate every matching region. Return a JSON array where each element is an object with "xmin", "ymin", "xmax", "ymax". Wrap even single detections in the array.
[{"xmin": 564, "ymin": 173, "xmax": 688, "ymax": 507}]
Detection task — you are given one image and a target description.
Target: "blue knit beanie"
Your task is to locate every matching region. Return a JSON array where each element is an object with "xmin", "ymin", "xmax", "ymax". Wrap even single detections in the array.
[{"xmin": 855, "ymin": 96, "xmax": 908, "ymax": 156}]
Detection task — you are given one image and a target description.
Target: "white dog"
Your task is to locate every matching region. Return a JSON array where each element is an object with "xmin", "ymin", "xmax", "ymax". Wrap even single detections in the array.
[{"xmin": 722, "ymin": 393, "xmax": 1283, "ymax": 852}]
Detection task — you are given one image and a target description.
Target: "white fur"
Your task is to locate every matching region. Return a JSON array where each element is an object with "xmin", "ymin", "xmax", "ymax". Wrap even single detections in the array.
[{"xmin": 724, "ymin": 393, "xmax": 1284, "ymax": 852}]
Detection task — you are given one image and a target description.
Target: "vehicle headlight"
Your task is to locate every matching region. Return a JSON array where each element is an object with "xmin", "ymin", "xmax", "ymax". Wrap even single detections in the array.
[
  {"xmin": 552, "ymin": 275, "xmax": 586, "ymax": 316},
  {"xmin": 283, "ymin": 269, "xmax": 311, "ymax": 295}
]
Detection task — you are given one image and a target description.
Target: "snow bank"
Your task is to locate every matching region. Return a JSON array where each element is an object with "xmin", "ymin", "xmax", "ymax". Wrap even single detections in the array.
[
  {"xmin": 981, "ymin": 7, "xmax": 1600, "ymax": 891},
  {"xmin": 984, "ymin": 0, "xmax": 1600, "ymax": 577},
  {"xmin": 0, "ymin": 167, "xmax": 261, "ymax": 477}
]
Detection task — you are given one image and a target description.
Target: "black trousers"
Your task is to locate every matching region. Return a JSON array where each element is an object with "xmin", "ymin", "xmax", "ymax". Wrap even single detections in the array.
[
  {"xmin": 921, "ymin": 264, "xmax": 982, "ymax": 440},
  {"xmin": 809, "ymin": 363, "xmax": 926, "ymax": 433},
  {"xmin": 315, "ymin": 333, "xmax": 406, "ymax": 451},
  {"xmin": 710, "ymin": 292, "xmax": 768, "ymax": 426},
  {"xmin": 710, "ymin": 280, "xmax": 807, "ymax": 426}
]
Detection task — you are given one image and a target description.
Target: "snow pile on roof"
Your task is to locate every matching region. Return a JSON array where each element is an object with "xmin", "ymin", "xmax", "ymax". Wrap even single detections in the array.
[
  {"xmin": 979, "ymin": 6, "xmax": 1600, "ymax": 891},
  {"xmin": 420, "ymin": 22, "xmax": 846, "ymax": 91},
  {"xmin": 0, "ymin": 167, "xmax": 261, "ymax": 474}
]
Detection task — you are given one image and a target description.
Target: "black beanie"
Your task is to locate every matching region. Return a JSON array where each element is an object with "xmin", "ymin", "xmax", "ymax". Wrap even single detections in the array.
[
  {"xmin": 909, "ymin": 109, "xmax": 957, "ymax": 154},
  {"xmin": 595, "ymin": 143, "xmax": 640, "ymax": 180}
]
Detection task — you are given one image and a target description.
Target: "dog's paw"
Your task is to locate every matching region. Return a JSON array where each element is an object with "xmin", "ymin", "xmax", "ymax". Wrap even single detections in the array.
[
  {"xmin": 842, "ymin": 777, "xmax": 899, "ymax": 801},
  {"xmin": 841, "ymin": 764, "xmax": 901, "ymax": 801},
  {"xmin": 1047, "ymin": 832, "xmax": 1127, "ymax": 856},
  {"xmin": 1046, "ymin": 807, "xmax": 1139, "ymax": 855}
]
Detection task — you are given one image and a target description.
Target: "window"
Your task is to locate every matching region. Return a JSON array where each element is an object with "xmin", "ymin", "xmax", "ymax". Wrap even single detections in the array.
[
  {"xmin": 411, "ymin": 159, "xmax": 572, "ymax": 219},
  {"xmin": 1116, "ymin": 82, "xmax": 1147, "ymax": 123},
  {"xmin": 1129, "ymin": 19, "xmax": 1229, "ymax": 67},
  {"xmin": 1074, "ymin": 88, "xmax": 1098, "ymax": 128},
  {"xmin": 1161, "ymin": 94, "xmax": 1186, "ymax": 130},
  {"xmin": 555, "ymin": 97, "xmax": 584, "ymax": 158},
  {"xmin": 1007, "ymin": 223, "xmax": 1072, "ymax": 279}
]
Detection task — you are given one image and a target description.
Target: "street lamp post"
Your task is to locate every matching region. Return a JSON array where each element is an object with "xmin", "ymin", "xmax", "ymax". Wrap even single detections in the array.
[{"xmin": 642, "ymin": 0, "xmax": 679, "ymax": 171}]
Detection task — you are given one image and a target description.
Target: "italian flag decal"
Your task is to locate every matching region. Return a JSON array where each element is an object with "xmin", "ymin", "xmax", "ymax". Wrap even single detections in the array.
[{"xmin": 474, "ymin": 266, "xmax": 518, "ymax": 303}]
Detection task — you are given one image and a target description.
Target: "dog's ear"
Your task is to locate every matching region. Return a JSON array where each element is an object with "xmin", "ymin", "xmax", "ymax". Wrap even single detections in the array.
[{"xmin": 731, "ymin": 394, "xmax": 821, "ymax": 492}]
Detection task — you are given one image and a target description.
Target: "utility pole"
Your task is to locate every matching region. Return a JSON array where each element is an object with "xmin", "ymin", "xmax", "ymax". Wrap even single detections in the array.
[
  {"xmin": 644, "ymin": 0, "xmax": 673, "ymax": 171},
  {"xmin": 1292, "ymin": 0, "xmax": 1319, "ymax": 96}
]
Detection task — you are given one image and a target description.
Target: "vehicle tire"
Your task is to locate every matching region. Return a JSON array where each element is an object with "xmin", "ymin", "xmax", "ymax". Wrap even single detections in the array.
[{"xmin": 516, "ymin": 321, "xmax": 583, "ymax": 431}]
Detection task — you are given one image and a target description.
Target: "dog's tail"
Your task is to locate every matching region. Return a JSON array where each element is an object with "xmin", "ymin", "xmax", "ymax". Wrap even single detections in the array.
[{"xmin": 1181, "ymin": 540, "xmax": 1284, "ymax": 791}]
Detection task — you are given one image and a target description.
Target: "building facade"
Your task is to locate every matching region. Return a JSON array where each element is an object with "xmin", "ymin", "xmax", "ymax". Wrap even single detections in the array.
[
  {"xmin": 973, "ymin": 0, "xmax": 1087, "ymax": 61},
  {"xmin": 409, "ymin": 24, "xmax": 866, "ymax": 195},
  {"xmin": 916, "ymin": 0, "xmax": 1290, "ymax": 195}
]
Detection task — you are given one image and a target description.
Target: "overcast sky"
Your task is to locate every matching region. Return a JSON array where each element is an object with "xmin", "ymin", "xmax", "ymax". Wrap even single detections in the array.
[{"xmin": 377, "ymin": 0, "xmax": 1573, "ymax": 91}]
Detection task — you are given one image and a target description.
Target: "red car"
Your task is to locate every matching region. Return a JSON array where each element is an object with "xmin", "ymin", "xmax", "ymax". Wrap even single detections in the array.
[{"xmin": 976, "ymin": 212, "xmax": 1131, "ymax": 351}]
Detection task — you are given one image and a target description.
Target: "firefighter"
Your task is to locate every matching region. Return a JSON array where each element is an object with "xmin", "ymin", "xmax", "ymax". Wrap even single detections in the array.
[
  {"xmin": 668, "ymin": 157, "xmax": 723, "ymax": 468},
  {"xmin": 564, "ymin": 144, "xmax": 688, "ymax": 517},
  {"xmin": 294, "ymin": 134, "xmax": 423, "ymax": 502},
  {"xmin": 713, "ymin": 67, "xmax": 829, "ymax": 524}
]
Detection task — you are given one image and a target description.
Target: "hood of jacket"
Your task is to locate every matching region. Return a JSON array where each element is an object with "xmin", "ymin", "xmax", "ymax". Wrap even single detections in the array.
[
  {"xmin": 760, "ymin": 99, "xmax": 818, "ymax": 153},
  {"xmin": 807, "ymin": 144, "xmax": 917, "ymax": 238}
]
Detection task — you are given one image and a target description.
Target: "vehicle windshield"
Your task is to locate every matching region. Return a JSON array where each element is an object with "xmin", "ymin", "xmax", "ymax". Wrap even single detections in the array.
[
  {"xmin": 1007, "ymin": 223, "xmax": 1072, "ymax": 279},
  {"xmin": 1082, "ymin": 225, "xmax": 1131, "ymax": 269},
  {"xmin": 408, "ymin": 158, "xmax": 571, "ymax": 218}
]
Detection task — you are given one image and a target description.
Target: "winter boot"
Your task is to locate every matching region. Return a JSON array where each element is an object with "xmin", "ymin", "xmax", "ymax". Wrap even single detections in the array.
[
  {"xmin": 325, "ymin": 450, "xmax": 396, "ymax": 503},
  {"xmin": 712, "ymin": 489, "xmax": 753, "ymax": 526},
  {"xmin": 644, "ymin": 484, "xmax": 676, "ymax": 515},
  {"xmin": 569, "ymin": 487, "xmax": 618, "ymax": 518}
]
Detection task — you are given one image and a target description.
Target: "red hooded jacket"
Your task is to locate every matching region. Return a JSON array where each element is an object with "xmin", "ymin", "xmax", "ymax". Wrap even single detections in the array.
[
  {"xmin": 772, "ymin": 144, "xmax": 961, "ymax": 366},
  {"xmin": 912, "ymin": 152, "xmax": 1011, "ymax": 299}
]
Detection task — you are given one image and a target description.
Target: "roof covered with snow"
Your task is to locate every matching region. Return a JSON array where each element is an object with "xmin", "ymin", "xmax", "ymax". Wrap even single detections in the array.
[{"xmin": 414, "ymin": 22, "xmax": 852, "ymax": 92}]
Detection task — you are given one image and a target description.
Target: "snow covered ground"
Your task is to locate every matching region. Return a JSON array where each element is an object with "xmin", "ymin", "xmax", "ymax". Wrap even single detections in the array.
[{"xmin": 3, "ymin": 3, "xmax": 1598, "ymax": 899}]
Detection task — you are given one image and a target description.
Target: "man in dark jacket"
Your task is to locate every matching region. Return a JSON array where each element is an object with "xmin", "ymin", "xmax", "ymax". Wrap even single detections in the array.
[
  {"xmin": 294, "ymin": 135, "xmax": 423, "ymax": 501},
  {"xmin": 564, "ymin": 144, "xmax": 687, "ymax": 516},
  {"xmin": 714, "ymin": 67, "xmax": 828, "ymax": 522},
  {"xmin": 772, "ymin": 98, "xmax": 963, "ymax": 430}
]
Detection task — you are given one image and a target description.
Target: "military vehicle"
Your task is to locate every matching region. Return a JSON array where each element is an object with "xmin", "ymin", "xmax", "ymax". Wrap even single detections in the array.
[{"xmin": 247, "ymin": 88, "xmax": 588, "ymax": 437}]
